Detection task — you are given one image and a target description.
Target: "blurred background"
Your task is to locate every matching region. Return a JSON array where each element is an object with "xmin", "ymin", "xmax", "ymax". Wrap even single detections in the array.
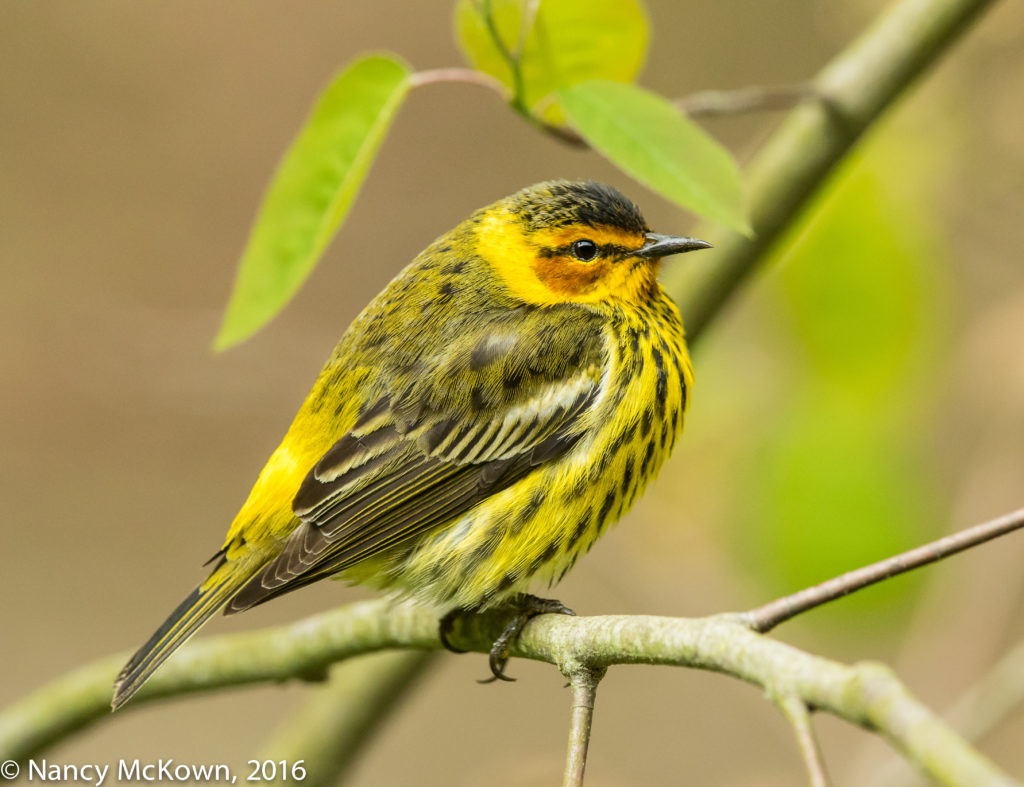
[{"xmin": 2, "ymin": 1, "xmax": 1023, "ymax": 784}]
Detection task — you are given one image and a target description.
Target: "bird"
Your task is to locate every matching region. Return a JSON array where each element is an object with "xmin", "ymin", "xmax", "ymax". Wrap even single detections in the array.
[{"xmin": 111, "ymin": 180, "xmax": 711, "ymax": 709}]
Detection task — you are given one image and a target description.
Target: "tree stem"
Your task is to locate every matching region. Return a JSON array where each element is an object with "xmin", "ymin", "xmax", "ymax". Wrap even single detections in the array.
[
  {"xmin": 670, "ymin": 0, "xmax": 999, "ymax": 342},
  {"xmin": 778, "ymin": 696, "xmax": 831, "ymax": 787}
]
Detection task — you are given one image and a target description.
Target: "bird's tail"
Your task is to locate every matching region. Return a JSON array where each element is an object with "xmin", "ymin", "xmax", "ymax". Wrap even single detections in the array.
[{"xmin": 111, "ymin": 569, "xmax": 252, "ymax": 710}]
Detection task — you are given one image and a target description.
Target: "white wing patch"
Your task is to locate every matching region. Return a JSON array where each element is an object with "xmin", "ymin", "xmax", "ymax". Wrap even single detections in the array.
[{"xmin": 420, "ymin": 370, "xmax": 600, "ymax": 464}]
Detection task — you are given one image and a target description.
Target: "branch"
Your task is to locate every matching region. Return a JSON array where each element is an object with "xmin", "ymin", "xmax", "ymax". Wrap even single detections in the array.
[
  {"xmin": 258, "ymin": 652, "xmax": 436, "ymax": 787},
  {"xmin": 777, "ymin": 696, "xmax": 831, "ymax": 787},
  {"xmin": 1, "ymin": 601, "xmax": 1016, "ymax": 786},
  {"xmin": 562, "ymin": 666, "xmax": 606, "ymax": 787},
  {"xmin": 743, "ymin": 507, "xmax": 1024, "ymax": 633},
  {"xmin": 409, "ymin": 69, "xmax": 816, "ymax": 145},
  {"xmin": 0, "ymin": 600, "xmax": 439, "ymax": 764},
  {"xmin": 869, "ymin": 636, "xmax": 1024, "ymax": 787},
  {"xmin": 666, "ymin": 0, "xmax": 998, "ymax": 341},
  {"xmin": 417, "ymin": 0, "xmax": 995, "ymax": 167},
  {"xmin": 677, "ymin": 83, "xmax": 814, "ymax": 117}
]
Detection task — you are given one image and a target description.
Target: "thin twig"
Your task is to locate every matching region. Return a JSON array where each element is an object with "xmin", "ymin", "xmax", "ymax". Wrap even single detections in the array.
[
  {"xmin": 677, "ymin": 82, "xmax": 816, "ymax": 117},
  {"xmin": 778, "ymin": 696, "xmax": 831, "ymax": 787},
  {"xmin": 563, "ymin": 666, "xmax": 606, "ymax": 787},
  {"xmin": 742, "ymin": 508, "xmax": 1024, "ymax": 633}
]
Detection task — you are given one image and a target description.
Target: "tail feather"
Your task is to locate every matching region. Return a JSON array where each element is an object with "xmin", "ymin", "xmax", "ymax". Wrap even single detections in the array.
[{"xmin": 111, "ymin": 573, "xmax": 248, "ymax": 710}]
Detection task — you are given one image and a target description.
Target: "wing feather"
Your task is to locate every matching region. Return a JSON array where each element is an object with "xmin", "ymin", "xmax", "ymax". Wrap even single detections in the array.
[{"xmin": 227, "ymin": 314, "xmax": 607, "ymax": 614}]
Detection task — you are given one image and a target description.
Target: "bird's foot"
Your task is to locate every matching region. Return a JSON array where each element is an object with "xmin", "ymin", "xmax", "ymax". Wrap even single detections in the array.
[{"xmin": 478, "ymin": 594, "xmax": 576, "ymax": 684}]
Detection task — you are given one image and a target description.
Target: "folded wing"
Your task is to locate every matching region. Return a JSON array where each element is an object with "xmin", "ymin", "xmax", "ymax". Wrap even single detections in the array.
[{"xmin": 227, "ymin": 313, "xmax": 607, "ymax": 612}]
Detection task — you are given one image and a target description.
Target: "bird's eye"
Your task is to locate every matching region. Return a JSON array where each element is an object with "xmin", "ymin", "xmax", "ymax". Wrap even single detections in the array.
[{"xmin": 571, "ymin": 239, "xmax": 599, "ymax": 262}]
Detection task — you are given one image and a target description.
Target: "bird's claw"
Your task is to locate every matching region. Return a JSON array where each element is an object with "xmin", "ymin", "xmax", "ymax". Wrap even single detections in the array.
[{"xmin": 478, "ymin": 594, "xmax": 576, "ymax": 683}]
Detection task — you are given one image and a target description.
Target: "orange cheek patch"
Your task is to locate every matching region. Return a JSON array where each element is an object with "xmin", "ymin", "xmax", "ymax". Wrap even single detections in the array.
[
  {"xmin": 533, "ymin": 256, "xmax": 608, "ymax": 296},
  {"xmin": 528, "ymin": 225, "xmax": 645, "ymax": 298}
]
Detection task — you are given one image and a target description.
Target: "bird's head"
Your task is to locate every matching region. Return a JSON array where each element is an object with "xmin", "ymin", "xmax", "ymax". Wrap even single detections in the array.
[{"xmin": 472, "ymin": 181, "xmax": 711, "ymax": 308}]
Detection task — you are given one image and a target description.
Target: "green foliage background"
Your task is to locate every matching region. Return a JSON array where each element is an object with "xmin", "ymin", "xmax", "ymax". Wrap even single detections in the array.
[{"xmin": 738, "ymin": 133, "xmax": 950, "ymax": 611}]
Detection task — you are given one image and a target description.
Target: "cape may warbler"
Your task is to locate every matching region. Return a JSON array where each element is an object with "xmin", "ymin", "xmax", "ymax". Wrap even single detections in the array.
[{"xmin": 112, "ymin": 180, "xmax": 710, "ymax": 708}]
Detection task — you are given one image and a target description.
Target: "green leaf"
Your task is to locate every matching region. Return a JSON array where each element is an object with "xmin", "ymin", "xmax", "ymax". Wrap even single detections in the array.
[
  {"xmin": 214, "ymin": 54, "xmax": 411, "ymax": 350},
  {"xmin": 454, "ymin": 0, "xmax": 648, "ymax": 115},
  {"xmin": 454, "ymin": 0, "xmax": 521, "ymax": 95},
  {"xmin": 557, "ymin": 80, "xmax": 749, "ymax": 233}
]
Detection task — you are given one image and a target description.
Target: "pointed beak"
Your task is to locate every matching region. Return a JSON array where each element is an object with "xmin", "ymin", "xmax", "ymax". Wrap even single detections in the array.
[{"xmin": 635, "ymin": 233, "xmax": 713, "ymax": 259}]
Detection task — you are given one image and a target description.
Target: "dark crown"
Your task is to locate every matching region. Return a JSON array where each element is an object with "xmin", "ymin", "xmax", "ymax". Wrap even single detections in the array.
[{"xmin": 508, "ymin": 181, "xmax": 649, "ymax": 235}]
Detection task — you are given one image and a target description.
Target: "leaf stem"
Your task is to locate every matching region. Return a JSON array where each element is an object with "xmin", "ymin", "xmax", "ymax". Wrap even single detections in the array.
[
  {"xmin": 480, "ymin": 0, "xmax": 528, "ymax": 113},
  {"xmin": 408, "ymin": 67, "xmax": 508, "ymax": 96}
]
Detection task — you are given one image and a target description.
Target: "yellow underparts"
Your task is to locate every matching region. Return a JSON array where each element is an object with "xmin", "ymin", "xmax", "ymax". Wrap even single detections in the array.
[{"xmin": 363, "ymin": 301, "xmax": 692, "ymax": 611}]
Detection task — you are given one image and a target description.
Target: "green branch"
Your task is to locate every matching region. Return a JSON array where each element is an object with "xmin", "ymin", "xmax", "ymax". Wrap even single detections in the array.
[
  {"xmin": 0, "ymin": 600, "xmax": 438, "ymax": 763},
  {"xmin": 666, "ymin": 0, "xmax": 997, "ymax": 340},
  {"xmin": 1, "ymin": 601, "xmax": 1016, "ymax": 786},
  {"xmin": 259, "ymin": 652, "xmax": 437, "ymax": 787}
]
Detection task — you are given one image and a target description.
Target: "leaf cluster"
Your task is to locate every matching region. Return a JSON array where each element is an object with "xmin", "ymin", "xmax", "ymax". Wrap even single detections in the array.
[{"xmin": 214, "ymin": 0, "xmax": 748, "ymax": 350}]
